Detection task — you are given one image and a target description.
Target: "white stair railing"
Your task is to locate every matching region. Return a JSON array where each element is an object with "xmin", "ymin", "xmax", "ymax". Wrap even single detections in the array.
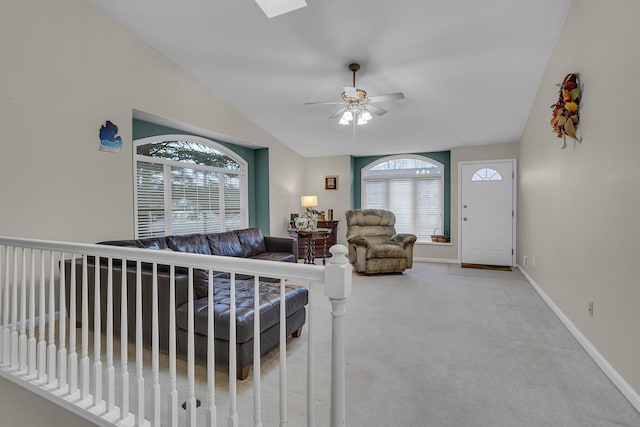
[{"xmin": 0, "ymin": 237, "xmax": 352, "ymax": 427}]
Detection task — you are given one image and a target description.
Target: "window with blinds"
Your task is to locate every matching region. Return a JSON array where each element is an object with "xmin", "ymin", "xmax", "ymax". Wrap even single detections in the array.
[
  {"xmin": 134, "ymin": 135, "xmax": 247, "ymax": 238},
  {"xmin": 362, "ymin": 156, "xmax": 443, "ymax": 241}
]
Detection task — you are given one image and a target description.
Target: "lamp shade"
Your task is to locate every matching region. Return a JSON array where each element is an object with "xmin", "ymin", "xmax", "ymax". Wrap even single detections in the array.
[{"xmin": 301, "ymin": 195, "xmax": 318, "ymax": 207}]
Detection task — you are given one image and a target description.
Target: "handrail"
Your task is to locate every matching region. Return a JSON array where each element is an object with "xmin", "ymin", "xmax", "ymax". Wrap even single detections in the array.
[
  {"xmin": 0, "ymin": 236, "xmax": 325, "ymax": 282},
  {"xmin": 0, "ymin": 235, "xmax": 351, "ymax": 426}
]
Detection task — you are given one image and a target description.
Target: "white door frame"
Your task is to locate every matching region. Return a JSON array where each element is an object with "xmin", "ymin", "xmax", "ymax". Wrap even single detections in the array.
[{"xmin": 457, "ymin": 159, "xmax": 517, "ymax": 266}]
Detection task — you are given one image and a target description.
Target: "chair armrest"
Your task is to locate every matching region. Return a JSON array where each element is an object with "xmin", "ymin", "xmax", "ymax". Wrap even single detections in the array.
[
  {"xmin": 264, "ymin": 235, "xmax": 297, "ymax": 255},
  {"xmin": 391, "ymin": 233, "xmax": 417, "ymax": 247},
  {"xmin": 347, "ymin": 236, "xmax": 371, "ymax": 247}
]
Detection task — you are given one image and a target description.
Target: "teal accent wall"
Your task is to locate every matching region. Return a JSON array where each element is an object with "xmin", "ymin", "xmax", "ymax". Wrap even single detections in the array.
[
  {"xmin": 254, "ymin": 148, "xmax": 270, "ymax": 234},
  {"xmin": 350, "ymin": 151, "xmax": 451, "ymax": 235},
  {"xmin": 133, "ymin": 119, "xmax": 270, "ymax": 233},
  {"xmin": 350, "ymin": 156, "xmax": 357, "ymax": 209}
]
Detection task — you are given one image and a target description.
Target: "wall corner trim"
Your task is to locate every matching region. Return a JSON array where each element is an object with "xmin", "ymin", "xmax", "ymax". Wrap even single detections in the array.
[{"xmin": 517, "ymin": 266, "xmax": 640, "ymax": 413}]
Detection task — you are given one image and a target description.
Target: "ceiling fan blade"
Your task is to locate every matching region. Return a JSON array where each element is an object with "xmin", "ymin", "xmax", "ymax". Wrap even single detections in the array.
[
  {"xmin": 368, "ymin": 92, "xmax": 405, "ymax": 103},
  {"xmin": 305, "ymin": 100, "xmax": 343, "ymax": 106},
  {"xmin": 329, "ymin": 106, "xmax": 348, "ymax": 119},
  {"xmin": 367, "ymin": 104, "xmax": 388, "ymax": 116}
]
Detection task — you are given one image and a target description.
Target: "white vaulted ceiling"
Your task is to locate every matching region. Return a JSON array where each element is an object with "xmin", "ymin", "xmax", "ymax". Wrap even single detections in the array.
[{"xmin": 89, "ymin": 0, "xmax": 572, "ymax": 157}]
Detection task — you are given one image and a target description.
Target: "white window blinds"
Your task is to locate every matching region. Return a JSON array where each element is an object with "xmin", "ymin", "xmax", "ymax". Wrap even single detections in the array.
[
  {"xmin": 224, "ymin": 174, "xmax": 242, "ymax": 231},
  {"xmin": 365, "ymin": 180, "xmax": 385, "ymax": 209},
  {"xmin": 416, "ymin": 178, "xmax": 441, "ymax": 239},
  {"xmin": 136, "ymin": 162, "xmax": 166, "ymax": 237},
  {"xmin": 170, "ymin": 167, "xmax": 221, "ymax": 235}
]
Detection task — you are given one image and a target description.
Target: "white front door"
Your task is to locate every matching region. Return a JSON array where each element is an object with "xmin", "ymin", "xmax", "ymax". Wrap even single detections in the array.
[{"xmin": 460, "ymin": 160, "xmax": 515, "ymax": 266}]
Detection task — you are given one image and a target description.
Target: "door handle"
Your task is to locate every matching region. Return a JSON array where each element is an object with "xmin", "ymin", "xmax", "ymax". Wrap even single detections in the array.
[{"xmin": 463, "ymin": 217, "xmax": 468, "ymax": 221}]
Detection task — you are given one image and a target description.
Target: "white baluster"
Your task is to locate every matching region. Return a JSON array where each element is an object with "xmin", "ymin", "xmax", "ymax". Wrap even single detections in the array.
[
  {"xmin": 48, "ymin": 251, "xmax": 57, "ymax": 386},
  {"xmin": 37, "ymin": 250, "xmax": 46, "ymax": 382},
  {"xmin": 11, "ymin": 246, "xmax": 18, "ymax": 370},
  {"xmin": 279, "ymin": 278, "xmax": 287, "ymax": 427},
  {"xmin": 151, "ymin": 263, "xmax": 160, "ymax": 427},
  {"xmin": 186, "ymin": 268, "xmax": 197, "ymax": 427},
  {"xmin": 106, "ymin": 257, "xmax": 115, "ymax": 413},
  {"xmin": 93, "ymin": 255, "xmax": 102, "ymax": 405},
  {"xmin": 324, "ymin": 245, "xmax": 352, "ymax": 427},
  {"xmin": 19, "ymin": 248, "xmax": 27, "ymax": 373},
  {"xmin": 80, "ymin": 254, "xmax": 90, "ymax": 401},
  {"xmin": 28, "ymin": 249, "xmax": 36, "ymax": 377},
  {"xmin": 228, "ymin": 274, "xmax": 238, "ymax": 427},
  {"xmin": 205, "ymin": 270, "xmax": 217, "ymax": 427},
  {"xmin": 167, "ymin": 265, "xmax": 178, "ymax": 427},
  {"xmin": 2, "ymin": 247, "xmax": 10, "ymax": 366},
  {"xmin": 58, "ymin": 253, "xmax": 67, "ymax": 392},
  {"xmin": 68, "ymin": 253, "xmax": 78, "ymax": 397},
  {"xmin": 253, "ymin": 275, "xmax": 262, "ymax": 427},
  {"xmin": 306, "ymin": 281, "xmax": 315, "ymax": 427},
  {"xmin": 120, "ymin": 258, "xmax": 130, "ymax": 422},
  {"xmin": 135, "ymin": 261, "xmax": 145, "ymax": 426}
]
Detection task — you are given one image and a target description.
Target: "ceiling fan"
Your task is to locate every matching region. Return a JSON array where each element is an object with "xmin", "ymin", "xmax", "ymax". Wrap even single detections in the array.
[{"xmin": 305, "ymin": 63, "xmax": 405, "ymax": 141}]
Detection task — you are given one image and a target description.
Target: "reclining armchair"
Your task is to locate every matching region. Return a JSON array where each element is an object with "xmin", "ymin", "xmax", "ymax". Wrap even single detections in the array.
[{"xmin": 345, "ymin": 209, "xmax": 417, "ymax": 274}]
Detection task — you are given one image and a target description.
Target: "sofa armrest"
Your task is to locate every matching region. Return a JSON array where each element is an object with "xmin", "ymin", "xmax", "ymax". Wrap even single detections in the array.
[
  {"xmin": 347, "ymin": 236, "xmax": 371, "ymax": 247},
  {"xmin": 391, "ymin": 233, "xmax": 417, "ymax": 248},
  {"xmin": 264, "ymin": 235, "xmax": 297, "ymax": 256}
]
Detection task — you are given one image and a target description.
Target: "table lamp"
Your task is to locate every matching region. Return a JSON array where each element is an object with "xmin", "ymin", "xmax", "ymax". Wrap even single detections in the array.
[{"xmin": 301, "ymin": 195, "xmax": 318, "ymax": 209}]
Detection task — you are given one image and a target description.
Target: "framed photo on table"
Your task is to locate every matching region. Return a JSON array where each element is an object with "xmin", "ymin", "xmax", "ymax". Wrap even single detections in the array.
[{"xmin": 325, "ymin": 176, "xmax": 338, "ymax": 190}]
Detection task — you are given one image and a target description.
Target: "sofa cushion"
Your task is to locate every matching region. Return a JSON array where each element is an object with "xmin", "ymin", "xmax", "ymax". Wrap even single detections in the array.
[
  {"xmin": 250, "ymin": 252, "xmax": 296, "ymax": 263},
  {"xmin": 366, "ymin": 244, "xmax": 407, "ymax": 259},
  {"xmin": 99, "ymin": 237, "xmax": 169, "ymax": 249},
  {"xmin": 175, "ymin": 279, "xmax": 308, "ymax": 344},
  {"xmin": 206, "ymin": 231, "xmax": 243, "ymax": 257},
  {"xmin": 98, "ymin": 238, "xmax": 171, "ymax": 271},
  {"xmin": 166, "ymin": 233, "xmax": 212, "ymax": 255},
  {"xmin": 237, "ymin": 228, "xmax": 266, "ymax": 258}
]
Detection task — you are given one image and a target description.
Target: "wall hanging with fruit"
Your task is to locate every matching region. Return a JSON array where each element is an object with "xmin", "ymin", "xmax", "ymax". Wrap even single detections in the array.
[{"xmin": 550, "ymin": 73, "xmax": 581, "ymax": 149}]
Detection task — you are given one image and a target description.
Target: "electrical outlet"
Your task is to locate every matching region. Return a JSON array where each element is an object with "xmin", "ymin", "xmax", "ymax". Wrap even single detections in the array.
[
  {"xmin": 532, "ymin": 257, "xmax": 536, "ymax": 267},
  {"xmin": 588, "ymin": 301, "xmax": 594, "ymax": 316},
  {"xmin": 523, "ymin": 256, "xmax": 528, "ymax": 268}
]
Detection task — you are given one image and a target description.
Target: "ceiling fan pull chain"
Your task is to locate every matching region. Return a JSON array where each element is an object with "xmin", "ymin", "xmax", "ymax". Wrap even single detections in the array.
[{"xmin": 352, "ymin": 120, "xmax": 357, "ymax": 144}]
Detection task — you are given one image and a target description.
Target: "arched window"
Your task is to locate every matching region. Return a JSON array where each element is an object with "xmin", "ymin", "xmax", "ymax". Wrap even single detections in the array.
[
  {"xmin": 362, "ymin": 155, "xmax": 443, "ymax": 241},
  {"xmin": 134, "ymin": 135, "xmax": 248, "ymax": 238}
]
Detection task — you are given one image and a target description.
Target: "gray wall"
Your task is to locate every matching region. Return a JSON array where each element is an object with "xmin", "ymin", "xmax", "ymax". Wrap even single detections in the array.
[
  {"xmin": 0, "ymin": 0, "xmax": 304, "ymax": 243},
  {"xmin": 518, "ymin": 0, "xmax": 640, "ymax": 401}
]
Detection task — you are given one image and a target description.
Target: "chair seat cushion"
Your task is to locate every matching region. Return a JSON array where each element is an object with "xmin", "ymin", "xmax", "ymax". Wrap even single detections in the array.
[
  {"xmin": 176, "ymin": 279, "xmax": 308, "ymax": 344},
  {"xmin": 366, "ymin": 244, "xmax": 406, "ymax": 259}
]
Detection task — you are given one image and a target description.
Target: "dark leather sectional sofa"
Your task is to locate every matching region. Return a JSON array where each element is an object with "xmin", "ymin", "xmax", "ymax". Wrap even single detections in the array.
[{"xmin": 64, "ymin": 228, "xmax": 308, "ymax": 379}]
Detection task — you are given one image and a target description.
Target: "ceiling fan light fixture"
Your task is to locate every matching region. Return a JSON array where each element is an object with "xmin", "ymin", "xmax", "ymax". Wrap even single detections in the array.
[
  {"xmin": 254, "ymin": 0, "xmax": 307, "ymax": 18},
  {"xmin": 361, "ymin": 109, "xmax": 373, "ymax": 122},
  {"xmin": 342, "ymin": 110, "xmax": 353, "ymax": 122},
  {"xmin": 357, "ymin": 116, "xmax": 368, "ymax": 126},
  {"xmin": 338, "ymin": 117, "xmax": 350, "ymax": 125}
]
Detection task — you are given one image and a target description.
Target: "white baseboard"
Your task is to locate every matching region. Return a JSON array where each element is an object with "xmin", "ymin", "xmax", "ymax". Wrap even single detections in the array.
[
  {"xmin": 415, "ymin": 257, "xmax": 460, "ymax": 264},
  {"xmin": 518, "ymin": 265, "xmax": 640, "ymax": 413}
]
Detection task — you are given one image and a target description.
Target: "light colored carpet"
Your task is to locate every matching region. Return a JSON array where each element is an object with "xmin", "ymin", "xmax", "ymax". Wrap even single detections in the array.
[{"xmin": 37, "ymin": 262, "xmax": 640, "ymax": 426}]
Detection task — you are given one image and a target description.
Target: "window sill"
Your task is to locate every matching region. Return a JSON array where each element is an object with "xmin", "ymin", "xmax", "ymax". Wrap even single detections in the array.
[{"xmin": 416, "ymin": 240, "xmax": 453, "ymax": 246}]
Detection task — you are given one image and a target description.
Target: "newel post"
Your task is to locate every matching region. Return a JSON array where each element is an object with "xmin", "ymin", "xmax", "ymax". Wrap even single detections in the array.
[{"xmin": 324, "ymin": 244, "xmax": 352, "ymax": 427}]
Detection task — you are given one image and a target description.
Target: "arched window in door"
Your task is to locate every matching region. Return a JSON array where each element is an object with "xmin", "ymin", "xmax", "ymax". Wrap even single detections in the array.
[{"xmin": 471, "ymin": 167, "xmax": 503, "ymax": 182}]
